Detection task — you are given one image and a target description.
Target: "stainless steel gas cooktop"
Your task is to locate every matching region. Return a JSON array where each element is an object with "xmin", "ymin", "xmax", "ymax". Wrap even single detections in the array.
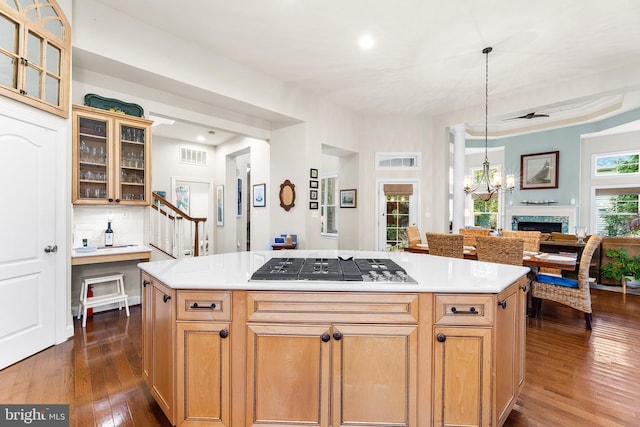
[{"xmin": 250, "ymin": 257, "xmax": 417, "ymax": 283}]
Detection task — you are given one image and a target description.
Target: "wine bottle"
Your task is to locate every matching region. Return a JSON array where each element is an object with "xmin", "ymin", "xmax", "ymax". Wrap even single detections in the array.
[{"xmin": 105, "ymin": 221, "xmax": 114, "ymax": 247}]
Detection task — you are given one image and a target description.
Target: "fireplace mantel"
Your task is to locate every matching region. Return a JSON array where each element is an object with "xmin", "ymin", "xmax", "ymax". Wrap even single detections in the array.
[{"xmin": 506, "ymin": 205, "xmax": 577, "ymax": 233}]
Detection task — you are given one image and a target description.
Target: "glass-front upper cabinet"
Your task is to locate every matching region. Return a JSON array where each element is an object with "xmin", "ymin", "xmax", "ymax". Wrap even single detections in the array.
[{"xmin": 72, "ymin": 105, "xmax": 152, "ymax": 205}]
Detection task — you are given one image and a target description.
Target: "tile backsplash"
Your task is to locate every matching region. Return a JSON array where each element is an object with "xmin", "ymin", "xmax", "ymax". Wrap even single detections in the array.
[{"xmin": 72, "ymin": 205, "xmax": 146, "ymax": 248}]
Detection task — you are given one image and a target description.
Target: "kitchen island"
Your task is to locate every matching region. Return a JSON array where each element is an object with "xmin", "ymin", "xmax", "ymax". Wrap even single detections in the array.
[{"xmin": 138, "ymin": 250, "xmax": 529, "ymax": 427}]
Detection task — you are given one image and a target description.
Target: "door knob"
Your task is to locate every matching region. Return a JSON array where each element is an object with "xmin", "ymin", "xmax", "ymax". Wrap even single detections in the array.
[{"xmin": 44, "ymin": 245, "xmax": 58, "ymax": 253}]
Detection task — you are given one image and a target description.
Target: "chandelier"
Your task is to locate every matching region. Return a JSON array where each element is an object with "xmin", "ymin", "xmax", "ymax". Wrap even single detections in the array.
[{"xmin": 464, "ymin": 47, "xmax": 515, "ymax": 201}]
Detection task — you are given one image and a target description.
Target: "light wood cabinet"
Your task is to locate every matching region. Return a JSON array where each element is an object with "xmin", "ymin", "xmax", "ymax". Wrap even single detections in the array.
[
  {"xmin": 145, "ymin": 277, "xmax": 175, "ymax": 424},
  {"xmin": 245, "ymin": 292, "xmax": 419, "ymax": 427},
  {"xmin": 432, "ymin": 282, "xmax": 525, "ymax": 427},
  {"xmin": 72, "ymin": 104, "xmax": 152, "ymax": 205},
  {"xmin": 176, "ymin": 291, "xmax": 231, "ymax": 427},
  {"xmin": 141, "ymin": 282, "xmax": 524, "ymax": 427}
]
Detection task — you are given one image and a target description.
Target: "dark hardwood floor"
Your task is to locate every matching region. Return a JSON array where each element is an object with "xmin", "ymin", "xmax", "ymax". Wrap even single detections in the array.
[{"xmin": 0, "ymin": 289, "xmax": 639, "ymax": 426}]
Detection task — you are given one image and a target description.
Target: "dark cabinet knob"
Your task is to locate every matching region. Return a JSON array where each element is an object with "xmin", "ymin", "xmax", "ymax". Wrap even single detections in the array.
[
  {"xmin": 143, "ymin": 280, "xmax": 150, "ymax": 287},
  {"xmin": 436, "ymin": 333, "xmax": 446, "ymax": 343},
  {"xmin": 498, "ymin": 300, "xmax": 507, "ymax": 309},
  {"xmin": 163, "ymin": 294, "xmax": 171, "ymax": 303},
  {"xmin": 520, "ymin": 285, "xmax": 528, "ymax": 292},
  {"xmin": 321, "ymin": 333, "xmax": 331, "ymax": 342},
  {"xmin": 115, "ymin": 199, "xmax": 120, "ymax": 203},
  {"xmin": 108, "ymin": 198, "xmax": 114, "ymax": 202},
  {"xmin": 333, "ymin": 331, "xmax": 343, "ymax": 341},
  {"xmin": 219, "ymin": 329, "xmax": 229, "ymax": 339}
]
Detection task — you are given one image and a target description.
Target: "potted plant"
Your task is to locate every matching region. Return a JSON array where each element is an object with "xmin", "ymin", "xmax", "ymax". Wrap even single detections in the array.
[{"xmin": 601, "ymin": 248, "xmax": 640, "ymax": 288}]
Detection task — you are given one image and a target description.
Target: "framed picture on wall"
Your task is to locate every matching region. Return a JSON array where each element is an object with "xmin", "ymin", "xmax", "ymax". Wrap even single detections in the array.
[
  {"xmin": 310, "ymin": 180, "xmax": 319, "ymax": 189},
  {"xmin": 310, "ymin": 168, "xmax": 318, "ymax": 179},
  {"xmin": 339, "ymin": 189, "xmax": 357, "ymax": 208},
  {"xmin": 310, "ymin": 190, "xmax": 318, "ymax": 200},
  {"xmin": 216, "ymin": 185, "xmax": 224, "ymax": 226},
  {"xmin": 520, "ymin": 151, "xmax": 559, "ymax": 190},
  {"xmin": 253, "ymin": 183, "xmax": 266, "ymax": 207},
  {"xmin": 309, "ymin": 201, "xmax": 318, "ymax": 210}
]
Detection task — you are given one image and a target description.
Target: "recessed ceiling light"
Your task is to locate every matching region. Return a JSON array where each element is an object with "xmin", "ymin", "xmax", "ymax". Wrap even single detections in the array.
[
  {"xmin": 359, "ymin": 34, "xmax": 375, "ymax": 50},
  {"xmin": 196, "ymin": 136, "xmax": 205, "ymax": 142}
]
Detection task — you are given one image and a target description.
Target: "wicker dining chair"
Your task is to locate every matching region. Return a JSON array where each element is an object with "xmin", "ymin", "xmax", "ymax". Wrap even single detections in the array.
[
  {"xmin": 502, "ymin": 230, "xmax": 542, "ymax": 252},
  {"xmin": 405, "ymin": 225, "xmax": 422, "ymax": 246},
  {"xmin": 475, "ymin": 236, "xmax": 524, "ymax": 266},
  {"xmin": 530, "ymin": 234, "xmax": 603, "ymax": 330},
  {"xmin": 458, "ymin": 228, "xmax": 491, "ymax": 247},
  {"xmin": 425, "ymin": 233, "xmax": 464, "ymax": 258}
]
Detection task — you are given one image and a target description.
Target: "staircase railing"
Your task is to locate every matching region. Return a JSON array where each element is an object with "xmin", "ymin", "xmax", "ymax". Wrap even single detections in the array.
[{"xmin": 150, "ymin": 191, "xmax": 208, "ymax": 258}]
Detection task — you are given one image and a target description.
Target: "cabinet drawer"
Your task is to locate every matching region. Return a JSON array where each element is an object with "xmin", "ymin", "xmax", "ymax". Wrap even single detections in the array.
[
  {"xmin": 247, "ymin": 292, "xmax": 419, "ymax": 324},
  {"xmin": 434, "ymin": 294, "xmax": 494, "ymax": 326},
  {"xmin": 176, "ymin": 291, "xmax": 231, "ymax": 321}
]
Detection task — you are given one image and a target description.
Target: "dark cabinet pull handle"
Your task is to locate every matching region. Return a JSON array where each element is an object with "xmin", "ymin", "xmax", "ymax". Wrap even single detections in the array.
[
  {"xmin": 108, "ymin": 198, "xmax": 114, "ymax": 202},
  {"xmin": 219, "ymin": 329, "xmax": 229, "ymax": 339},
  {"xmin": 333, "ymin": 331, "xmax": 343, "ymax": 341},
  {"xmin": 321, "ymin": 333, "xmax": 331, "ymax": 342},
  {"xmin": 498, "ymin": 300, "xmax": 507, "ymax": 309},
  {"xmin": 520, "ymin": 285, "xmax": 528, "ymax": 291},
  {"xmin": 436, "ymin": 333, "xmax": 446, "ymax": 343},
  {"xmin": 191, "ymin": 302, "xmax": 216, "ymax": 309},
  {"xmin": 451, "ymin": 306, "xmax": 477, "ymax": 314},
  {"xmin": 143, "ymin": 280, "xmax": 150, "ymax": 287},
  {"xmin": 163, "ymin": 294, "xmax": 171, "ymax": 303},
  {"xmin": 115, "ymin": 199, "xmax": 120, "ymax": 203}
]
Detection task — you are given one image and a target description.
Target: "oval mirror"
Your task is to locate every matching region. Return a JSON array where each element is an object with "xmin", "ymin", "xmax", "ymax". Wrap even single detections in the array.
[{"xmin": 279, "ymin": 179, "xmax": 296, "ymax": 211}]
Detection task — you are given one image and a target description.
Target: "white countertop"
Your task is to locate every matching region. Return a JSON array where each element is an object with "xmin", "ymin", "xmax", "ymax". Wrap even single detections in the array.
[
  {"xmin": 72, "ymin": 244, "xmax": 152, "ymax": 259},
  {"xmin": 137, "ymin": 250, "xmax": 529, "ymax": 293}
]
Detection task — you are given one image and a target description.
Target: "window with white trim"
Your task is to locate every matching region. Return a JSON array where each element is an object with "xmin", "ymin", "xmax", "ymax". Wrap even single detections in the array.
[
  {"xmin": 0, "ymin": 0, "xmax": 70, "ymax": 117},
  {"xmin": 595, "ymin": 188, "xmax": 640, "ymax": 237},
  {"xmin": 375, "ymin": 152, "xmax": 421, "ymax": 170},
  {"xmin": 594, "ymin": 152, "xmax": 639, "ymax": 176},
  {"xmin": 469, "ymin": 165, "xmax": 501, "ymax": 229},
  {"xmin": 320, "ymin": 175, "xmax": 338, "ymax": 235}
]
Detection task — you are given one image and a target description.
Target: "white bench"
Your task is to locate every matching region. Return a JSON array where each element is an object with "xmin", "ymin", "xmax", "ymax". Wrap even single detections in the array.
[{"xmin": 78, "ymin": 272, "xmax": 130, "ymax": 327}]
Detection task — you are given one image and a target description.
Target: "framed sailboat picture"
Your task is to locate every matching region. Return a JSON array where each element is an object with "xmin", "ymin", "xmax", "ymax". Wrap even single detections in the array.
[{"xmin": 520, "ymin": 151, "xmax": 559, "ymax": 190}]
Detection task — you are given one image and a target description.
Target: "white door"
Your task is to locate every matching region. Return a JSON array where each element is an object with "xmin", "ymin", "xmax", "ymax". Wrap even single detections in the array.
[
  {"xmin": 377, "ymin": 181, "xmax": 419, "ymax": 251},
  {"xmin": 0, "ymin": 115, "xmax": 57, "ymax": 369}
]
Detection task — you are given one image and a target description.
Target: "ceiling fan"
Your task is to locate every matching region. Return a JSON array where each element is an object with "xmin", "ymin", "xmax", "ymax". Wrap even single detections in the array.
[{"xmin": 505, "ymin": 112, "xmax": 550, "ymax": 120}]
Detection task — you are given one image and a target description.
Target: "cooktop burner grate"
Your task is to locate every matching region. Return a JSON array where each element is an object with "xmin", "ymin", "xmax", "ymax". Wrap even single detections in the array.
[{"xmin": 250, "ymin": 257, "xmax": 416, "ymax": 283}]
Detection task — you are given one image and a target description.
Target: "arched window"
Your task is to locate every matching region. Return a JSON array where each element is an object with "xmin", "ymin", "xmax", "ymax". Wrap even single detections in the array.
[{"xmin": 0, "ymin": 0, "xmax": 70, "ymax": 117}]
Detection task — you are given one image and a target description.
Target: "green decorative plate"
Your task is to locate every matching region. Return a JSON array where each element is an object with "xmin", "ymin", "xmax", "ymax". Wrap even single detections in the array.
[{"xmin": 84, "ymin": 93, "xmax": 144, "ymax": 117}]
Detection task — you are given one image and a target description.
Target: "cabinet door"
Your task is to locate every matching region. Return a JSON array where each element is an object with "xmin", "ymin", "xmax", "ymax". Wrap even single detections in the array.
[
  {"xmin": 177, "ymin": 322, "xmax": 230, "ymax": 427},
  {"xmin": 115, "ymin": 118, "xmax": 150, "ymax": 204},
  {"xmin": 495, "ymin": 284, "xmax": 519, "ymax": 426},
  {"xmin": 331, "ymin": 324, "xmax": 418, "ymax": 427},
  {"xmin": 246, "ymin": 323, "xmax": 331, "ymax": 427},
  {"xmin": 142, "ymin": 275, "xmax": 153, "ymax": 386},
  {"xmin": 152, "ymin": 282, "xmax": 175, "ymax": 423},
  {"xmin": 433, "ymin": 326, "xmax": 492, "ymax": 427},
  {"xmin": 72, "ymin": 110, "xmax": 112, "ymax": 204}
]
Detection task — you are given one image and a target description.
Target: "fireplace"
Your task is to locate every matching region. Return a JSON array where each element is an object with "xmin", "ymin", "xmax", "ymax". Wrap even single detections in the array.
[
  {"xmin": 517, "ymin": 221, "xmax": 562, "ymax": 233},
  {"xmin": 506, "ymin": 206, "xmax": 576, "ymax": 234}
]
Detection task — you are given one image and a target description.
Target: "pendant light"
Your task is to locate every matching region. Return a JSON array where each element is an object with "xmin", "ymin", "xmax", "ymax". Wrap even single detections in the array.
[{"xmin": 464, "ymin": 47, "xmax": 515, "ymax": 201}]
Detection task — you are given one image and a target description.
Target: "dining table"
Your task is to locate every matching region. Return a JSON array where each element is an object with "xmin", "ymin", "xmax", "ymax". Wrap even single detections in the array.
[{"xmin": 406, "ymin": 244, "xmax": 577, "ymax": 271}]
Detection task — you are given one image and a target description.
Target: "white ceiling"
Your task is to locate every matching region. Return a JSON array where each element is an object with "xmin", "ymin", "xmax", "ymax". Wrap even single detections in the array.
[{"xmin": 91, "ymin": 0, "xmax": 640, "ymax": 138}]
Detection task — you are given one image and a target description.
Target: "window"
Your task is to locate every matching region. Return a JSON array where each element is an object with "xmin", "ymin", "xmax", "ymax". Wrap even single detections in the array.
[
  {"xmin": 376, "ymin": 152, "xmax": 421, "ymax": 170},
  {"xmin": 0, "ymin": 0, "xmax": 70, "ymax": 117},
  {"xmin": 595, "ymin": 152, "xmax": 639, "ymax": 176},
  {"xmin": 320, "ymin": 175, "xmax": 338, "ymax": 235},
  {"xmin": 469, "ymin": 166, "xmax": 500, "ymax": 229},
  {"xmin": 385, "ymin": 194, "xmax": 411, "ymax": 249},
  {"xmin": 595, "ymin": 189, "xmax": 640, "ymax": 237}
]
